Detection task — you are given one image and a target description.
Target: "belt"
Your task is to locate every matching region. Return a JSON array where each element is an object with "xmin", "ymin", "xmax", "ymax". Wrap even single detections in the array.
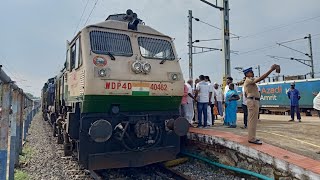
[{"xmin": 247, "ymin": 97, "xmax": 260, "ymax": 101}]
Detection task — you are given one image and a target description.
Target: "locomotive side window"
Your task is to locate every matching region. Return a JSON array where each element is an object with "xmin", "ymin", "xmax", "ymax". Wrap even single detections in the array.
[
  {"xmin": 70, "ymin": 44, "xmax": 76, "ymax": 70},
  {"xmin": 66, "ymin": 49, "xmax": 70, "ymax": 71},
  {"xmin": 89, "ymin": 31, "xmax": 133, "ymax": 56},
  {"xmin": 70, "ymin": 38, "xmax": 81, "ymax": 70},
  {"xmin": 75, "ymin": 38, "xmax": 81, "ymax": 69},
  {"xmin": 138, "ymin": 37, "xmax": 175, "ymax": 60}
]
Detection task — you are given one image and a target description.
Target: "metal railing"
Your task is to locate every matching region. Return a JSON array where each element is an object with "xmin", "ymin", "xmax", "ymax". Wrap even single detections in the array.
[{"xmin": 0, "ymin": 66, "xmax": 40, "ymax": 180}]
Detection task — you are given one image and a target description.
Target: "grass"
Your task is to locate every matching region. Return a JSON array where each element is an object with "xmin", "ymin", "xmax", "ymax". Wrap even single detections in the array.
[
  {"xmin": 14, "ymin": 169, "xmax": 29, "ymax": 180},
  {"xmin": 14, "ymin": 146, "xmax": 33, "ymax": 179},
  {"xmin": 19, "ymin": 146, "xmax": 33, "ymax": 167}
]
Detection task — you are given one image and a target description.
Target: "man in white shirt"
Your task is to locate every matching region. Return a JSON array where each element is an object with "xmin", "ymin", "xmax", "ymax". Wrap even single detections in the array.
[
  {"xmin": 185, "ymin": 80, "xmax": 196, "ymax": 124},
  {"xmin": 213, "ymin": 83, "xmax": 223, "ymax": 120},
  {"xmin": 195, "ymin": 75, "xmax": 212, "ymax": 128},
  {"xmin": 242, "ymin": 83, "xmax": 261, "ymax": 128}
]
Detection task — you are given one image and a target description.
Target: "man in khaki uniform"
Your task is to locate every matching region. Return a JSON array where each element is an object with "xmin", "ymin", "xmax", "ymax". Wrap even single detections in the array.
[{"xmin": 243, "ymin": 64, "xmax": 278, "ymax": 145}]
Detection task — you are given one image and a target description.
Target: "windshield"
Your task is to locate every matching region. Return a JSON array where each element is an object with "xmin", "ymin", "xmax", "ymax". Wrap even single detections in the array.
[
  {"xmin": 138, "ymin": 37, "xmax": 175, "ymax": 60},
  {"xmin": 90, "ymin": 30, "xmax": 133, "ymax": 56}
]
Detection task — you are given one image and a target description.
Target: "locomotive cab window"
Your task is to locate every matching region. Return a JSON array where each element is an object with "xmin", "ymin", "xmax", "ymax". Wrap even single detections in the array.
[
  {"xmin": 90, "ymin": 30, "xmax": 133, "ymax": 56},
  {"xmin": 70, "ymin": 38, "xmax": 81, "ymax": 70},
  {"xmin": 138, "ymin": 37, "xmax": 175, "ymax": 60}
]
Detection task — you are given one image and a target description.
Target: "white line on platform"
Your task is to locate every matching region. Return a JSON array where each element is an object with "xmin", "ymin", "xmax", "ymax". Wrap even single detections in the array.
[{"xmin": 257, "ymin": 130, "xmax": 320, "ymax": 148}]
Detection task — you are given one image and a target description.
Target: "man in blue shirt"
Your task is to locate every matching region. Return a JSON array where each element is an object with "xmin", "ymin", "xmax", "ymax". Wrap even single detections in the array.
[{"xmin": 287, "ymin": 82, "xmax": 301, "ymax": 122}]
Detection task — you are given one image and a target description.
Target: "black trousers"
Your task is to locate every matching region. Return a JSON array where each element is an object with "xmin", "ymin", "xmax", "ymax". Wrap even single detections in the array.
[
  {"xmin": 242, "ymin": 104, "xmax": 248, "ymax": 127},
  {"xmin": 210, "ymin": 104, "xmax": 215, "ymax": 122}
]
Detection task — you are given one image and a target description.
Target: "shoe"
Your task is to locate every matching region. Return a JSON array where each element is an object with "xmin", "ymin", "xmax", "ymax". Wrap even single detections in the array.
[
  {"xmin": 197, "ymin": 126, "xmax": 203, "ymax": 128},
  {"xmin": 241, "ymin": 126, "xmax": 247, "ymax": 129},
  {"xmin": 298, "ymin": 119, "xmax": 301, "ymax": 122},
  {"xmin": 248, "ymin": 140, "xmax": 262, "ymax": 145},
  {"xmin": 288, "ymin": 119, "xmax": 294, "ymax": 122}
]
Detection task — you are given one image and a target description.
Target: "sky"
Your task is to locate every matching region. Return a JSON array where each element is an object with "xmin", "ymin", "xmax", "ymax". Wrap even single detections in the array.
[{"xmin": 0, "ymin": 0, "xmax": 319, "ymax": 96}]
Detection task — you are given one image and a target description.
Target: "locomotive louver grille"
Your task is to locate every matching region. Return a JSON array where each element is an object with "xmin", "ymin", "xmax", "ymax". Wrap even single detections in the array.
[{"xmin": 80, "ymin": 70, "xmax": 85, "ymax": 95}]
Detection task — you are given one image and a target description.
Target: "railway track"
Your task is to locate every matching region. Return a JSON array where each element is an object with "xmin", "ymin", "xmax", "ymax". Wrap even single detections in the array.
[
  {"xmin": 89, "ymin": 163, "xmax": 193, "ymax": 180},
  {"xmin": 156, "ymin": 165, "xmax": 192, "ymax": 180}
]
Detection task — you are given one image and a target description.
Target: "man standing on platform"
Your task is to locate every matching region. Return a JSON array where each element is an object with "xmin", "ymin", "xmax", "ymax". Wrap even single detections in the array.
[
  {"xmin": 195, "ymin": 75, "xmax": 212, "ymax": 128},
  {"xmin": 185, "ymin": 79, "xmax": 196, "ymax": 124},
  {"xmin": 243, "ymin": 65, "xmax": 278, "ymax": 145},
  {"xmin": 213, "ymin": 83, "xmax": 223, "ymax": 119},
  {"xmin": 242, "ymin": 82, "xmax": 261, "ymax": 128},
  {"xmin": 287, "ymin": 83, "xmax": 301, "ymax": 122},
  {"xmin": 193, "ymin": 78, "xmax": 200, "ymax": 123}
]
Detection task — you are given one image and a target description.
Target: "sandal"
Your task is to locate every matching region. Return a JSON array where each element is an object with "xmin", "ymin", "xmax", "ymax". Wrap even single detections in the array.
[{"xmin": 248, "ymin": 140, "xmax": 262, "ymax": 145}]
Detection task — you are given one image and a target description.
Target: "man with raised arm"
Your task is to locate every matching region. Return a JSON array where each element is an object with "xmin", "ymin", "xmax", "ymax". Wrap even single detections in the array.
[{"xmin": 243, "ymin": 64, "xmax": 278, "ymax": 145}]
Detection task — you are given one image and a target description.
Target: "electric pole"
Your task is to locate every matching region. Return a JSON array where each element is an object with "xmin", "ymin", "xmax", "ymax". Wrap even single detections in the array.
[
  {"xmin": 222, "ymin": 0, "xmax": 231, "ymax": 78},
  {"xmin": 271, "ymin": 34, "xmax": 315, "ymax": 78},
  {"xmin": 188, "ymin": 10, "xmax": 193, "ymax": 79},
  {"xmin": 307, "ymin": 34, "xmax": 314, "ymax": 78},
  {"xmin": 199, "ymin": 0, "xmax": 230, "ymax": 88}
]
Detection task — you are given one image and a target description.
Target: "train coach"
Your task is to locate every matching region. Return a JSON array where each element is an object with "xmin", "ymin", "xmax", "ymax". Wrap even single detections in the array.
[
  {"xmin": 237, "ymin": 78, "xmax": 320, "ymax": 114},
  {"xmin": 41, "ymin": 9, "xmax": 189, "ymax": 170}
]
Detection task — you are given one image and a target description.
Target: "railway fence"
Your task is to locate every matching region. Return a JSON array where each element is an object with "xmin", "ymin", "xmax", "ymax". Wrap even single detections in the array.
[{"xmin": 0, "ymin": 66, "xmax": 40, "ymax": 180}]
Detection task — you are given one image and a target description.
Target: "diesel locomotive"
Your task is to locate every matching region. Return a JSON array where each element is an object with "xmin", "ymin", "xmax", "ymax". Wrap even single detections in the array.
[{"xmin": 41, "ymin": 10, "xmax": 189, "ymax": 170}]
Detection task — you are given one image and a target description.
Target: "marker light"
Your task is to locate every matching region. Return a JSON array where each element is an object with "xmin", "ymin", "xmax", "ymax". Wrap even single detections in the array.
[
  {"xmin": 98, "ymin": 69, "xmax": 107, "ymax": 77},
  {"xmin": 171, "ymin": 73, "xmax": 178, "ymax": 80}
]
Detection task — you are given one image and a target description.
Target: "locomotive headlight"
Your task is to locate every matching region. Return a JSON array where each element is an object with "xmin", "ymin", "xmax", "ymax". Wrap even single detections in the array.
[
  {"xmin": 98, "ymin": 69, "xmax": 107, "ymax": 77},
  {"xmin": 131, "ymin": 61, "xmax": 142, "ymax": 73},
  {"xmin": 142, "ymin": 62, "xmax": 151, "ymax": 74},
  {"xmin": 89, "ymin": 119, "xmax": 113, "ymax": 143}
]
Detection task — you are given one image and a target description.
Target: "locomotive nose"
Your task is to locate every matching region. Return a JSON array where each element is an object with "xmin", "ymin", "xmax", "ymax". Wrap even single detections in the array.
[{"xmin": 166, "ymin": 117, "xmax": 189, "ymax": 136}]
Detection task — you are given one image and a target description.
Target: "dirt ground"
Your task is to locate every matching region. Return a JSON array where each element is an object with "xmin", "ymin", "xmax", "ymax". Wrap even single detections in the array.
[{"xmin": 206, "ymin": 113, "xmax": 320, "ymax": 161}]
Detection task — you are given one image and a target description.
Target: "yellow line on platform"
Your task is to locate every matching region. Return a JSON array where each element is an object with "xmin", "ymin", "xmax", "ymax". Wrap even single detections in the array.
[{"xmin": 257, "ymin": 130, "xmax": 320, "ymax": 148}]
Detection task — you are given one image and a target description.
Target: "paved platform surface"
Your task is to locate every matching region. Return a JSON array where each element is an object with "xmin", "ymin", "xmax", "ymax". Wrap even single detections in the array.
[
  {"xmin": 189, "ymin": 127, "xmax": 320, "ymax": 177},
  {"xmin": 197, "ymin": 113, "xmax": 320, "ymax": 162}
]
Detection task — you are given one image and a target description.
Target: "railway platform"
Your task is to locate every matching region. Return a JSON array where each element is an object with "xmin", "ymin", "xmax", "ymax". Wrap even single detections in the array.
[{"xmin": 188, "ymin": 113, "xmax": 320, "ymax": 179}]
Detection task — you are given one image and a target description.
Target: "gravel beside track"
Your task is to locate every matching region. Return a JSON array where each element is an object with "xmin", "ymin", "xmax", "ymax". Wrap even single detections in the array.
[
  {"xmin": 19, "ymin": 112, "xmax": 253, "ymax": 180},
  {"xmin": 172, "ymin": 159, "xmax": 254, "ymax": 180},
  {"xmin": 20, "ymin": 113, "xmax": 92, "ymax": 180}
]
